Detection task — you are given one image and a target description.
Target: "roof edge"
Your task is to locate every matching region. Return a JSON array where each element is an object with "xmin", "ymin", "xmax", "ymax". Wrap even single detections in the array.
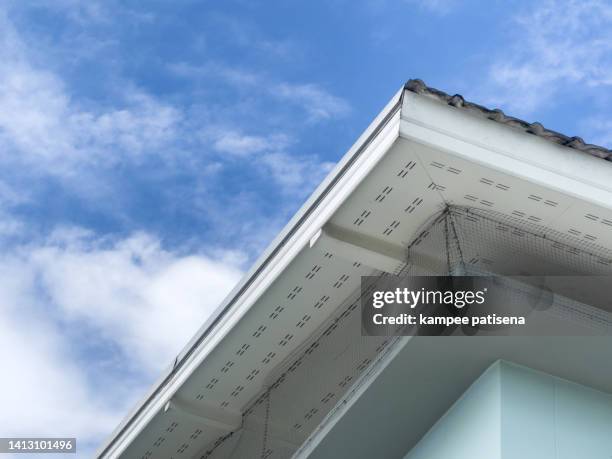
[
  {"xmin": 96, "ymin": 86, "xmax": 405, "ymax": 458},
  {"xmin": 404, "ymin": 79, "xmax": 612, "ymax": 161}
]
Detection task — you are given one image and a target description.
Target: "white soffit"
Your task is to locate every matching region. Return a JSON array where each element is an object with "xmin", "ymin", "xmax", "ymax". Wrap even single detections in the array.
[
  {"xmin": 98, "ymin": 84, "xmax": 612, "ymax": 459},
  {"xmin": 97, "ymin": 88, "xmax": 404, "ymax": 458}
]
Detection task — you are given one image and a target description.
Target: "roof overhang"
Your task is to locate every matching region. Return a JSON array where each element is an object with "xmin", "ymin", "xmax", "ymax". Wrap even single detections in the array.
[{"xmin": 97, "ymin": 81, "xmax": 612, "ymax": 458}]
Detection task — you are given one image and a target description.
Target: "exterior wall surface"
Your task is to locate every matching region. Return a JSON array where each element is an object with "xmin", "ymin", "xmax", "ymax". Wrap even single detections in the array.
[
  {"xmin": 405, "ymin": 360, "xmax": 612, "ymax": 459},
  {"xmin": 404, "ymin": 363, "xmax": 502, "ymax": 459}
]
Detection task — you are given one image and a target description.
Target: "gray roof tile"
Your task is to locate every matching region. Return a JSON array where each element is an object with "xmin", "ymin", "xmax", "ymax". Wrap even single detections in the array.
[{"xmin": 404, "ymin": 79, "xmax": 612, "ymax": 161}]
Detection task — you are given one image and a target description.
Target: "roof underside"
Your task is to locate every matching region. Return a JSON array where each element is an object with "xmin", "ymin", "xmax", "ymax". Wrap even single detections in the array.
[{"xmin": 98, "ymin": 81, "xmax": 612, "ymax": 459}]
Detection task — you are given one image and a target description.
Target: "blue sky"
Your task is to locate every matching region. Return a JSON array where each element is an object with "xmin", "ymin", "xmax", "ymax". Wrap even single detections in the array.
[{"xmin": 1, "ymin": 0, "xmax": 612, "ymax": 456}]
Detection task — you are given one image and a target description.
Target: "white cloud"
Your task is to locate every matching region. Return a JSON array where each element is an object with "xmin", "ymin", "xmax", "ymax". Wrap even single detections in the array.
[
  {"xmin": 168, "ymin": 62, "xmax": 262, "ymax": 87},
  {"xmin": 403, "ymin": 0, "xmax": 456, "ymax": 14},
  {"xmin": 274, "ymin": 82, "xmax": 351, "ymax": 121},
  {"xmin": 209, "ymin": 14, "xmax": 300, "ymax": 60},
  {"xmin": 0, "ymin": 7, "xmax": 341, "ymax": 455},
  {"xmin": 26, "ymin": 230, "xmax": 243, "ymax": 373},
  {"xmin": 259, "ymin": 152, "xmax": 335, "ymax": 193},
  {"xmin": 170, "ymin": 62, "xmax": 351, "ymax": 122},
  {"xmin": 207, "ymin": 127, "xmax": 334, "ymax": 194},
  {"xmin": 0, "ymin": 230, "xmax": 243, "ymax": 456},
  {"xmin": 582, "ymin": 118, "xmax": 612, "ymax": 148},
  {"xmin": 211, "ymin": 130, "xmax": 291, "ymax": 157},
  {"xmin": 0, "ymin": 11, "xmax": 182, "ymax": 174},
  {"xmin": 0, "ymin": 307, "xmax": 120, "ymax": 455},
  {"xmin": 486, "ymin": 0, "xmax": 612, "ymax": 114}
]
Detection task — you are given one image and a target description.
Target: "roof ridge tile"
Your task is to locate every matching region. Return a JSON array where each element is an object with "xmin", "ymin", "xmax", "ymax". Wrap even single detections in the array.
[{"xmin": 404, "ymin": 79, "xmax": 612, "ymax": 161}]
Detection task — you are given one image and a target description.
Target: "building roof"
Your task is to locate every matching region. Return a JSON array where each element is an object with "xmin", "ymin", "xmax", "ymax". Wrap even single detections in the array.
[
  {"xmin": 404, "ymin": 79, "xmax": 612, "ymax": 161},
  {"xmin": 98, "ymin": 81, "xmax": 612, "ymax": 459}
]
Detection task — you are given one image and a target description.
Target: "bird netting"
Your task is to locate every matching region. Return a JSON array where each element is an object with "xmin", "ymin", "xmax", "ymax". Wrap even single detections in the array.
[{"xmin": 203, "ymin": 205, "xmax": 612, "ymax": 459}]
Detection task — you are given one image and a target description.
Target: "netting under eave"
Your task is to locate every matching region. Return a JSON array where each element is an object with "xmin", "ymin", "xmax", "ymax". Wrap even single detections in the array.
[
  {"xmin": 402, "ymin": 206, "xmax": 612, "ymax": 336},
  {"xmin": 202, "ymin": 284, "xmax": 396, "ymax": 459},
  {"xmin": 404, "ymin": 206, "xmax": 612, "ymax": 277},
  {"xmin": 201, "ymin": 205, "xmax": 612, "ymax": 459}
]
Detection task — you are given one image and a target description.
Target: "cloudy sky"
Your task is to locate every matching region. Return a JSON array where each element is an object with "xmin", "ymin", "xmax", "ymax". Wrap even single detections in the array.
[{"xmin": 2, "ymin": 0, "xmax": 612, "ymax": 456}]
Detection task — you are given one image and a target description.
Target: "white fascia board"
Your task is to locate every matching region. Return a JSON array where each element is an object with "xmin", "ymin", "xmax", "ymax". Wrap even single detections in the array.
[
  {"xmin": 95, "ymin": 87, "xmax": 404, "ymax": 458},
  {"xmin": 400, "ymin": 91, "xmax": 612, "ymax": 210}
]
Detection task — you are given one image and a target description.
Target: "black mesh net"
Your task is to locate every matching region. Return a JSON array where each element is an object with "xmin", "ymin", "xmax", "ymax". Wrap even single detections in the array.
[
  {"xmin": 404, "ymin": 206, "xmax": 612, "ymax": 277},
  {"xmin": 204, "ymin": 205, "xmax": 612, "ymax": 458}
]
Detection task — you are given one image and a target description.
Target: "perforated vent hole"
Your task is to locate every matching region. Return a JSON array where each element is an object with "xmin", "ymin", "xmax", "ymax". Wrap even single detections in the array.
[
  {"xmin": 153, "ymin": 437, "xmax": 165, "ymax": 448},
  {"xmin": 205, "ymin": 377, "xmax": 219, "ymax": 389},
  {"xmin": 246, "ymin": 369, "xmax": 260, "ymax": 381},
  {"xmin": 333, "ymin": 274, "xmax": 350, "ymax": 288},
  {"xmin": 314, "ymin": 295, "xmax": 330, "ymax": 309},
  {"xmin": 383, "ymin": 220, "xmax": 401, "ymax": 236},
  {"xmin": 305, "ymin": 264, "xmax": 322, "ymax": 279},
  {"xmin": 230, "ymin": 385, "xmax": 245, "ymax": 397},
  {"xmin": 405, "ymin": 197, "xmax": 423, "ymax": 213},
  {"xmin": 235, "ymin": 344, "xmax": 250, "ymax": 356},
  {"xmin": 287, "ymin": 286, "xmax": 302, "ymax": 300},
  {"xmin": 221, "ymin": 360, "xmax": 235, "ymax": 373},
  {"xmin": 375, "ymin": 186, "xmax": 393, "ymax": 202},
  {"xmin": 166, "ymin": 422, "xmax": 178, "ymax": 433},
  {"xmin": 269, "ymin": 306, "xmax": 284, "ymax": 319},
  {"xmin": 353, "ymin": 210, "xmax": 371, "ymax": 226},
  {"xmin": 296, "ymin": 314, "xmax": 312, "ymax": 328},
  {"xmin": 397, "ymin": 161, "xmax": 416, "ymax": 177},
  {"xmin": 304, "ymin": 408, "xmax": 319, "ymax": 420},
  {"xmin": 447, "ymin": 166, "xmax": 461, "ymax": 175},
  {"xmin": 252, "ymin": 325, "xmax": 267, "ymax": 338}
]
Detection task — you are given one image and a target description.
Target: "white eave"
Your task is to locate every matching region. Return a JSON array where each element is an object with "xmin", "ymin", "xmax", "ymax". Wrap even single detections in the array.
[
  {"xmin": 96, "ymin": 87, "xmax": 404, "ymax": 458},
  {"xmin": 97, "ymin": 81, "xmax": 612, "ymax": 458}
]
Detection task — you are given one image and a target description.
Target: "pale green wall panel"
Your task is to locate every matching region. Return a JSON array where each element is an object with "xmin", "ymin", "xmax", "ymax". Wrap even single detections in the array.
[
  {"xmin": 405, "ymin": 360, "xmax": 612, "ymax": 459},
  {"xmin": 554, "ymin": 376, "xmax": 612, "ymax": 459},
  {"xmin": 500, "ymin": 362, "xmax": 556, "ymax": 458},
  {"xmin": 404, "ymin": 362, "xmax": 502, "ymax": 459}
]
